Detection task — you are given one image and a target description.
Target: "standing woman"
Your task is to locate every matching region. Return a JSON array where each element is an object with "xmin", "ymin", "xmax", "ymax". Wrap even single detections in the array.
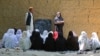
[
  {"xmin": 54, "ymin": 12, "xmax": 64, "ymax": 34},
  {"xmin": 25, "ymin": 7, "xmax": 34, "ymax": 33}
]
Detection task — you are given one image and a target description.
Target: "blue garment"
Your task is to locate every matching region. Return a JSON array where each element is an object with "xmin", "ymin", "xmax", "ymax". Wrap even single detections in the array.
[
  {"xmin": 16, "ymin": 29, "xmax": 22, "ymax": 42},
  {"xmin": 2, "ymin": 29, "xmax": 18, "ymax": 48}
]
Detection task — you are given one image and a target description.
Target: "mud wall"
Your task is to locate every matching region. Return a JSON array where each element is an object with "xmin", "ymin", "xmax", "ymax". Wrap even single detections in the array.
[{"xmin": 0, "ymin": 0, "xmax": 100, "ymax": 39}]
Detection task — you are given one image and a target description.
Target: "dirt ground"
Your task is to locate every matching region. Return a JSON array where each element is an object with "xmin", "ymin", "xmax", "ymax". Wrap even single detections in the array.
[{"xmin": 0, "ymin": 48, "xmax": 100, "ymax": 56}]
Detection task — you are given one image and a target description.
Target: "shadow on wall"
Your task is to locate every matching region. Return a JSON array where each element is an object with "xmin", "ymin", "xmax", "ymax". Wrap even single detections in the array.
[{"xmin": 34, "ymin": 19, "xmax": 52, "ymax": 34}]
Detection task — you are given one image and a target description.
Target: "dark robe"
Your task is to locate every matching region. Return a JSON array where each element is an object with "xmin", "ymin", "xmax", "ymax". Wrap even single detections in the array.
[
  {"xmin": 55, "ymin": 32, "xmax": 67, "ymax": 51},
  {"xmin": 66, "ymin": 31, "xmax": 79, "ymax": 51},
  {"xmin": 30, "ymin": 31, "xmax": 35, "ymax": 49},
  {"xmin": 54, "ymin": 15, "xmax": 64, "ymax": 34},
  {"xmin": 44, "ymin": 33, "xmax": 56, "ymax": 51},
  {"xmin": 30, "ymin": 31, "xmax": 43, "ymax": 50}
]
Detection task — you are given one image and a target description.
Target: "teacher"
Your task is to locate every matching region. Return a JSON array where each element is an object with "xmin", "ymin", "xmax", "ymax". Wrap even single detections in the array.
[{"xmin": 54, "ymin": 12, "xmax": 64, "ymax": 34}]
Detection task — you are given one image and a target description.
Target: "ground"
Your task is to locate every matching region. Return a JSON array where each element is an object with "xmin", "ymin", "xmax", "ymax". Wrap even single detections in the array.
[{"xmin": 0, "ymin": 48, "xmax": 100, "ymax": 56}]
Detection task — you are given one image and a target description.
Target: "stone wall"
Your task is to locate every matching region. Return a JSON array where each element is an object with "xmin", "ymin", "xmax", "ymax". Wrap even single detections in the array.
[{"xmin": 0, "ymin": 0, "xmax": 100, "ymax": 39}]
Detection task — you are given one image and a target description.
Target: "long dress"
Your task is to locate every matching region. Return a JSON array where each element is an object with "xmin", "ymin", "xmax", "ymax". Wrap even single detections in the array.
[
  {"xmin": 54, "ymin": 16, "xmax": 64, "ymax": 34},
  {"xmin": 25, "ymin": 12, "xmax": 34, "ymax": 33}
]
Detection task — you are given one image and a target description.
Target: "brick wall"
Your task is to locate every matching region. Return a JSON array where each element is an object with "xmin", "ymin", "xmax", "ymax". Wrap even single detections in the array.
[{"xmin": 0, "ymin": 0, "xmax": 100, "ymax": 39}]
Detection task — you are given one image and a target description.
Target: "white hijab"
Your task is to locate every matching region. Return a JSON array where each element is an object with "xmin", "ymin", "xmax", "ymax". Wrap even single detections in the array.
[
  {"xmin": 19, "ymin": 31, "xmax": 31, "ymax": 50},
  {"xmin": 40, "ymin": 30, "xmax": 49, "ymax": 44},
  {"xmin": 49, "ymin": 31, "xmax": 53, "ymax": 34},
  {"xmin": 16, "ymin": 29, "xmax": 22, "ymax": 42},
  {"xmin": 2, "ymin": 28, "xmax": 18, "ymax": 48},
  {"xmin": 90, "ymin": 32, "xmax": 100, "ymax": 49},
  {"xmin": 78, "ymin": 31, "xmax": 90, "ymax": 51},
  {"xmin": 35, "ymin": 29, "xmax": 40, "ymax": 32}
]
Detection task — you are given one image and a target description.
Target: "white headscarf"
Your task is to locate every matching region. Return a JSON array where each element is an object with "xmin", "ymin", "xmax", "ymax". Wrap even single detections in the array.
[
  {"xmin": 78, "ymin": 31, "xmax": 90, "ymax": 51},
  {"xmin": 2, "ymin": 28, "xmax": 18, "ymax": 48},
  {"xmin": 49, "ymin": 31, "xmax": 53, "ymax": 34},
  {"xmin": 40, "ymin": 30, "xmax": 49, "ymax": 44},
  {"xmin": 16, "ymin": 29, "xmax": 22, "ymax": 42},
  {"xmin": 90, "ymin": 32, "xmax": 100, "ymax": 49},
  {"xmin": 19, "ymin": 31, "xmax": 31, "ymax": 50},
  {"xmin": 35, "ymin": 29, "xmax": 40, "ymax": 32}
]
